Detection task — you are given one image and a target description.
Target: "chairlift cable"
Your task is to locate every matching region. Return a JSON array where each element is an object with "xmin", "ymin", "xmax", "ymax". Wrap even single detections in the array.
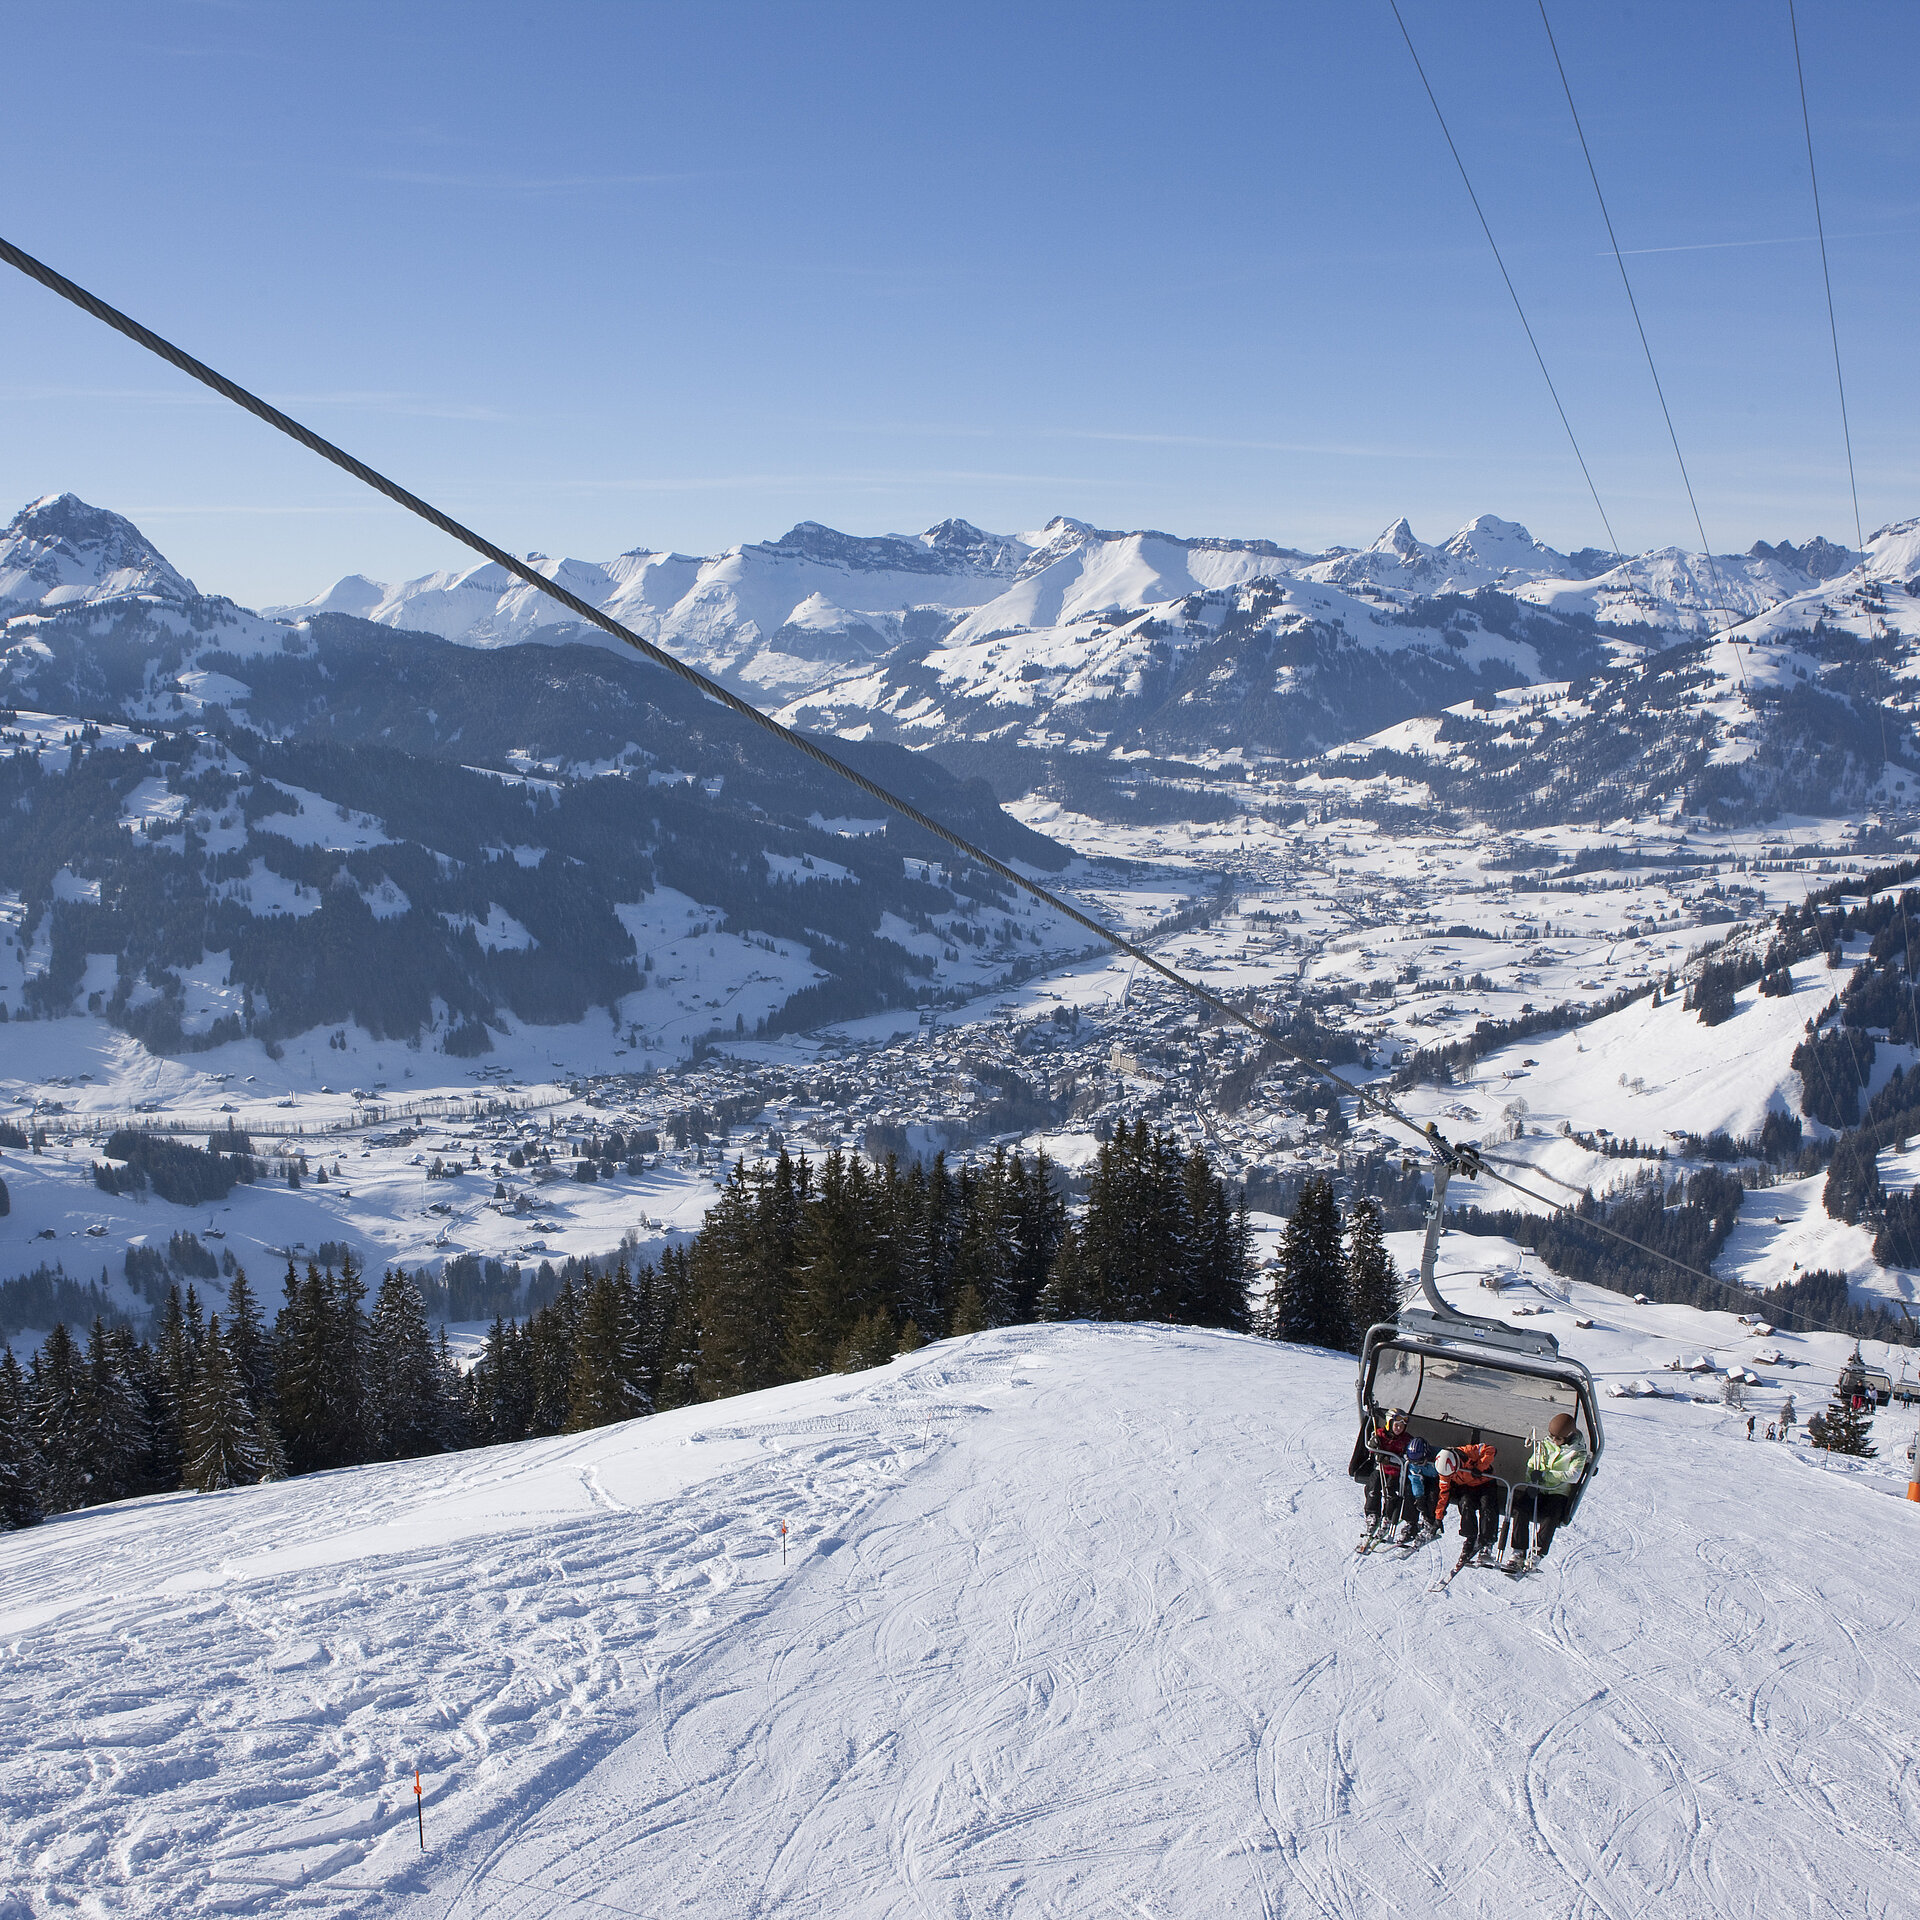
[
  {"xmin": 1385, "ymin": 0, "xmax": 1622, "ymax": 559},
  {"xmin": 1, "ymin": 242, "xmax": 1894, "ymax": 1353},
  {"xmin": 0, "ymin": 233, "xmax": 1451, "ymax": 1162},
  {"xmin": 1535, "ymin": 1, "xmax": 1747, "ymax": 689},
  {"xmin": 1786, "ymin": 5, "xmax": 1920, "ymax": 1047},
  {"xmin": 1788, "ymin": 0, "xmax": 1866, "ymax": 562}
]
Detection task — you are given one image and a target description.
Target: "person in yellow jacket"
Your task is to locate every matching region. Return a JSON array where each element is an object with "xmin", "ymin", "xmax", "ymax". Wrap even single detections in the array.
[{"xmin": 1505, "ymin": 1412, "xmax": 1589, "ymax": 1571}]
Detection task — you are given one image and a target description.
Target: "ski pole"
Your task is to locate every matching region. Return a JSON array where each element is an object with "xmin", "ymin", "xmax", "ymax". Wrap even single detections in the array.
[{"xmin": 415, "ymin": 1769, "xmax": 424, "ymax": 1851}]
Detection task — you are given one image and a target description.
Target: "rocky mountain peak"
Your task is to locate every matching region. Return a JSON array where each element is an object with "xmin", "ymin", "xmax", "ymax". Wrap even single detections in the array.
[{"xmin": 0, "ymin": 492, "xmax": 198, "ymax": 613}]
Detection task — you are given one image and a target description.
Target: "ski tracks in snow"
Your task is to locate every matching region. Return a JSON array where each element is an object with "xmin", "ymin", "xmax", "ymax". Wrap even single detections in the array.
[
  {"xmin": 401, "ymin": 1325, "xmax": 1920, "ymax": 1920},
  {"xmin": 0, "ymin": 1376, "xmax": 954, "ymax": 1915},
  {"xmin": 6, "ymin": 1325, "xmax": 1920, "ymax": 1917}
]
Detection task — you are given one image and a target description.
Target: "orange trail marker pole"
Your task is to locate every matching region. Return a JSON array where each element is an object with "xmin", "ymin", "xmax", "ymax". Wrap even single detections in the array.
[{"xmin": 414, "ymin": 1769, "xmax": 425, "ymax": 1851}]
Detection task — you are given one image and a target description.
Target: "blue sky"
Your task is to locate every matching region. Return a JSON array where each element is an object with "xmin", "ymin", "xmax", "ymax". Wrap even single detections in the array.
[{"xmin": 3, "ymin": 1, "xmax": 1916, "ymax": 605}]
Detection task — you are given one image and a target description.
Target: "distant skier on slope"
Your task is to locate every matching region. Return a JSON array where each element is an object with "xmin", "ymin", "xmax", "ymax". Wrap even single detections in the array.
[
  {"xmin": 1504, "ymin": 1414, "xmax": 1590, "ymax": 1571},
  {"xmin": 1434, "ymin": 1441, "xmax": 1501, "ymax": 1567}
]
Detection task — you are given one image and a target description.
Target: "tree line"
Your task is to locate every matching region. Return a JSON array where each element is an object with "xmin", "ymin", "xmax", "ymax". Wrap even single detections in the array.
[
  {"xmin": 1259, "ymin": 1174, "xmax": 1402, "ymax": 1353},
  {"xmin": 0, "ymin": 1125, "xmax": 1257, "ymax": 1529}
]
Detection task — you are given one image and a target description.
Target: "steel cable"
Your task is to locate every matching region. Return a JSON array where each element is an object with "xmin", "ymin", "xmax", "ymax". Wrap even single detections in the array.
[
  {"xmin": 0, "ymin": 232, "xmax": 1442, "ymax": 1151},
  {"xmin": 2, "ymin": 233, "xmax": 1890, "ymax": 1353},
  {"xmin": 1536, "ymin": 1, "xmax": 1747, "ymax": 685},
  {"xmin": 1385, "ymin": 0, "xmax": 1621, "ymax": 560}
]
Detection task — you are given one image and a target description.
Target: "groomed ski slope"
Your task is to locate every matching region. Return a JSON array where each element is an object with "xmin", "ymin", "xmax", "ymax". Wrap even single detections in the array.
[{"xmin": 3, "ymin": 1281, "xmax": 1917, "ymax": 1918}]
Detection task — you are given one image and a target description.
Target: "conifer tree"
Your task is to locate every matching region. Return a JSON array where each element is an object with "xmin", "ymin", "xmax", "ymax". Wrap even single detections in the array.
[
  {"xmin": 652, "ymin": 1245, "xmax": 701, "ymax": 1411},
  {"xmin": 833, "ymin": 1307, "xmax": 898, "ymax": 1372},
  {"xmin": 434, "ymin": 1327, "xmax": 469, "ymax": 1452},
  {"xmin": 223, "ymin": 1267, "xmax": 272, "ymax": 1412},
  {"xmin": 527, "ymin": 1276, "xmax": 582, "ymax": 1435},
  {"xmin": 328, "ymin": 1253, "xmax": 370, "ymax": 1462},
  {"xmin": 1268, "ymin": 1175, "xmax": 1350, "ymax": 1350},
  {"xmin": 182, "ymin": 1317, "xmax": 268, "ymax": 1491},
  {"xmin": 366, "ymin": 1268, "xmax": 444, "ymax": 1460},
  {"xmin": 1344, "ymin": 1199, "xmax": 1400, "ymax": 1345},
  {"xmin": 466, "ymin": 1315, "xmax": 531, "ymax": 1443},
  {"xmin": 1818, "ymin": 1387, "xmax": 1879, "ymax": 1457},
  {"xmin": 567, "ymin": 1266, "xmax": 651, "ymax": 1429},
  {"xmin": 29, "ymin": 1322, "xmax": 92, "ymax": 1514},
  {"xmin": 786, "ymin": 1151, "xmax": 886, "ymax": 1377},
  {"xmin": 155, "ymin": 1282, "xmax": 198, "ymax": 1480},
  {"xmin": 0, "ymin": 1345, "xmax": 40, "ymax": 1529},
  {"xmin": 112, "ymin": 1323, "xmax": 176, "ymax": 1493},
  {"xmin": 691, "ymin": 1164, "xmax": 789, "ymax": 1400},
  {"xmin": 1178, "ymin": 1147, "xmax": 1250, "ymax": 1330},
  {"xmin": 274, "ymin": 1258, "xmax": 369, "ymax": 1472},
  {"xmin": 956, "ymin": 1148, "xmax": 1026, "ymax": 1327},
  {"xmin": 272, "ymin": 1261, "xmax": 328, "ymax": 1473},
  {"xmin": 83, "ymin": 1316, "xmax": 149, "ymax": 1503},
  {"xmin": 1008, "ymin": 1147, "xmax": 1067, "ymax": 1322},
  {"xmin": 948, "ymin": 1283, "xmax": 992, "ymax": 1335}
]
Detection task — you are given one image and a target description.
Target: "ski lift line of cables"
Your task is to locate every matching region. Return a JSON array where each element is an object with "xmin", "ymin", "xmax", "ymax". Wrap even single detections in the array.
[
  {"xmin": 1788, "ymin": 0, "xmax": 1867, "ymax": 570},
  {"xmin": 0, "ymin": 232, "xmax": 1451, "ymax": 1154},
  {"xmin": 0, "ymin": 234, "xmax": 1880, "ymax": 1346},
  {"xmin": 1786, "ymin": 2, "xmax": 1920, "ymax": 1044},
  {"xmin": 1457, "ymin": 1151, "xmax": 1889, "ymax": 1347},
  {"xmin": 1534, "ymin": 0, "xmax": 1748, "ymax": 694},
  {"xmin": 1383, "ymin": 0, "xmax": 1622, "ymax": 561}
]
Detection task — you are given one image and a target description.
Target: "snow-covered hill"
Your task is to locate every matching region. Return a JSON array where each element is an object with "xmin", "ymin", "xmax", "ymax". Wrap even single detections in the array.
[{"xmin": 4, "ymin": 1284, "xmax": 1916, "ymax": 1917}]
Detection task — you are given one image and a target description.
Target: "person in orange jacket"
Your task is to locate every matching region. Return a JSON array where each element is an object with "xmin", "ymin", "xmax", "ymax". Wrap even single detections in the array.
[{"xmin": 1434, "ymin": 1440, "xmax": 1502, "ymax": 1566}]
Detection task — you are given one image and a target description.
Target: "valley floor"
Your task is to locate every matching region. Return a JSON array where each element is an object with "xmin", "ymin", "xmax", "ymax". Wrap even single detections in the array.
[{"xmin": 3, "ymin": 1270, "xmax": 1916, "ymax": 1917}]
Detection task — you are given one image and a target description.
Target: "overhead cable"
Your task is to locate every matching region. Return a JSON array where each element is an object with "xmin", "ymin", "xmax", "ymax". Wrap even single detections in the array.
[
  {"xmin": 0, "ymin": 233, "xmax": 1445, "ymax": 1153},
  {"xmin": 1788, "ymin": 0, "xmax": 1867, "ymax": 559},
  {"xmin": 1536, "ymin": 2, "xmax": 1746, "ymax": 679},
  {"xmin": 0, "ymin": 233, "xmax": 1876, "ymax": 1347},
  {"xmin": 1385, "ymin": 0, "xmax": 1622, "ymax": 559}
]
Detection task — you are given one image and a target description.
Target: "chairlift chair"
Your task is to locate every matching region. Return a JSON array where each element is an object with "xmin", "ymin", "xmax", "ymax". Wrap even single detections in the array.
[{"xmin": 1354, "ymin": 1161, "xmax": 1605, "ymax": 1523}]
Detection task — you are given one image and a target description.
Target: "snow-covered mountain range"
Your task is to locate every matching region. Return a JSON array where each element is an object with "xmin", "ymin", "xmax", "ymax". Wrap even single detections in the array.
[
  {"xmin": 243, "ymin": 499, "xmax": 1916, "ymax": 760},
  {"xmin": 12, "ymin": 486, "xmax": 1920, "ymax": 786},
  {"xmin": 265, "ymin": 505, "xmax": 1871, "ymax": 678}
]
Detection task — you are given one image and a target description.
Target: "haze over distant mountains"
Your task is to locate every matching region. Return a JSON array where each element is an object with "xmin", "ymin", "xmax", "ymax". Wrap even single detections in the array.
[
  {"xmin": 6, "ymin": 488, "xmax": 1920, "ymax": 795},
  {"xmin": 257, "ymin": 503, "xmax": 1884, "ymax": 712}
]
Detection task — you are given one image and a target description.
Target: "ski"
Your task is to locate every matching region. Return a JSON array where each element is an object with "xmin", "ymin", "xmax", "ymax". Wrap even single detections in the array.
[{"xmin": 1429, "ymin": 1551, "xmax": 1473, "ymax": 1593}]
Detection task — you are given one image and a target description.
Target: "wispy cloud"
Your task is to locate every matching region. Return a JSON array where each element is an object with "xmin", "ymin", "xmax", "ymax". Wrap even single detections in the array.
[
  {"xmin": 365, "ymin": 168, "xmax": 735, "ymax": 195},
  {"xmin": 2, "ymin": 385, "xmax": 220, "ymax": 407},
  {"xmin": 768, "ymin": 412, "xmax": 1447, "ymax": 463},
  {"xmin": 1606, "ymin": 229, "xmax": 1911, "ymax": 257},
  {"xmin": 268, "ymin": 390, "xmax": 507, "ymax": 422},
  {"xmin": 124, "ymin": 503, "xmax": 415, "ymax": 517},
  {"xmin": 555, "ymin": 468, "xmax": 1112, "ymax": 495},
  {"xmin": 4, "ymin": 384, "xmax": 503, "ymax": 421}
]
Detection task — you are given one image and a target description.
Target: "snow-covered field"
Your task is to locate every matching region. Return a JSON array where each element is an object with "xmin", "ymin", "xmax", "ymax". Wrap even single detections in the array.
[{"xmin": 4, "ymin": 1256, "xmax": 1916, "ymax": 1918}]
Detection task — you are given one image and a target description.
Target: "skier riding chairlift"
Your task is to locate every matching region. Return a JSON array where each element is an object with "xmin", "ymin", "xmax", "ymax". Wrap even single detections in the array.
[{"xmin": 1352, "ymin": 1155, "xmax": 1605, "ymax": 1555}]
